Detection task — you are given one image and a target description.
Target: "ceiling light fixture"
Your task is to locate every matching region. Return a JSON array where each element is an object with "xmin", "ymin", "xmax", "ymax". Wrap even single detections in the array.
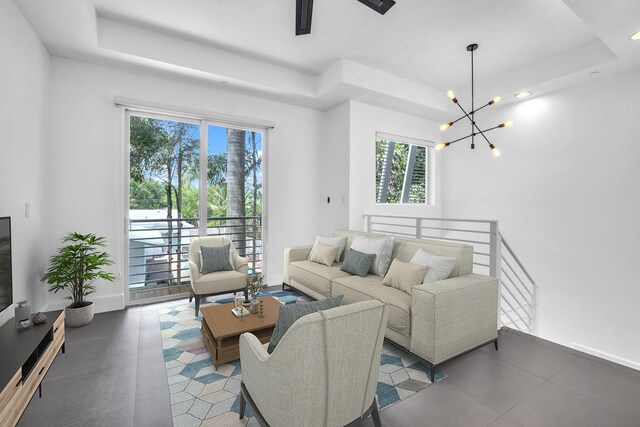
[
  {"xmin": 437, "ymin": 44, "xmax": 511, "ymax": 157},
  {"xmin": 630, "ymin": 31, "xmax": 640, "ymax": 40},
  {"xmin": 515, "ymin": 91, "xmax": 532, "ymax": 98}
]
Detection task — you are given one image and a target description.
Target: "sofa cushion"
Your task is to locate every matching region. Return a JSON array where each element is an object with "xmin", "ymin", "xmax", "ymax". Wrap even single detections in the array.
[
  {"xmin": 382, "ymin": 259, "xmax": 428, "ymax": 294},
  {"xmin": 340, "ymin": 249, "xmax": 376, "ymax": 277},
  {"xmin": 410, "ymin": 248, "xmax": 457, "ymax": 283},
  {"xmin": 309, "ymin": 243, "xmax": 340, "ymax": 267},
  {"xmin": 330, "ymin": 230, "xmax": 474, "ymax": 278},
  {"xmin": 331, "ymin": 275, "xmax": 411, "ymax": 336},
  {"xmin": 193, "ymin": 270, "xmax": 245, "ymax": 295},
  {"xmin": 309, "ymin": 235, "xmax": 347, "ymax": 263},
  {"xmin": 199, "ymin": 245, "xmax": 233, "ymax": 274},
  {"xmin": 289, "ymin": 260, "xmax": 351, "ymax": 297},
  {"xmin": 267, "ymin": 295, "xmax": 344, "ymax": 354},
  {"xmin": 350, "ymin": 234, "xmax": 395, "ymax": 277}
]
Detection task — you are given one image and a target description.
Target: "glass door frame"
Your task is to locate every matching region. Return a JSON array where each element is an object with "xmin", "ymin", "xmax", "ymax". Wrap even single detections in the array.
[{"xmin": 122, "ymin": 109, "xmax": 269, "ymax": 306}]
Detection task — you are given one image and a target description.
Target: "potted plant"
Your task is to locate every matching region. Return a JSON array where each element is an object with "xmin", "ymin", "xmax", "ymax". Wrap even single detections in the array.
[
  {"xmin": 246, "ymin": 274, "xmax": 267, "ymax": 314},
  {"xmin": 42, "ymin": 232, "xmax": 115, "ymax": 327}
]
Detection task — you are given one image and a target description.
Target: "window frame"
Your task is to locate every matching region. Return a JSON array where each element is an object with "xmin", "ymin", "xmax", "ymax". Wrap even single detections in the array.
[{"xmin": 375, "ymin": 132, "xmax": 435, "ymax": 206}]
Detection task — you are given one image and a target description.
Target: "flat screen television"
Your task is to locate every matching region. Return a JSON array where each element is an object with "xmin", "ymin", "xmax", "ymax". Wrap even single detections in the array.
[{"xmin": 0, "ymin": 217, "xmax": 12, "ymax": 315}]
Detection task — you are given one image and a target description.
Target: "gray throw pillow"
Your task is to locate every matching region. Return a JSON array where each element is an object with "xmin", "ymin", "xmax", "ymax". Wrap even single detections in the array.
[
  {"xmin": 340, "ymin": 249, "xmax": 376, "ymax": 277},
  {"xmin": 200, "ymin": 245, "xmax": 233, "ymax": 274},
  {"xmin": 267, "ymin": 295, "xmax": 344, "ymax": 354}
]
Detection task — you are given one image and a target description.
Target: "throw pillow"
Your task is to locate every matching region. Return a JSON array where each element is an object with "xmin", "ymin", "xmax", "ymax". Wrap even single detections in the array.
[
  {"xmin": 382, "ymin": 259, "xmax": 429, "ymax": 295},
  {"xmin": 410, "ymin": 248, "xmax": 457, "ymax": 283},
  {"xmin": 308, "ymin": 235, "xmax": 347, "ymax": 263},
  {"xmin": 267, "ymin": 295, "xmax": 344, "ymax": 354},
  {"xmin": 309, "ymin": 243, "xmax": 341, "ymax": 267},
  {"xmin": 340, "ymin": 249, "xmax": 376, "ymax": 277},
  {"xmin": 199, "ymin": 245, "xmax": 234, "ymax": 274},
  {"xmin": 349, "ymin": 234, "xmax": 395, "ymax": 277}
]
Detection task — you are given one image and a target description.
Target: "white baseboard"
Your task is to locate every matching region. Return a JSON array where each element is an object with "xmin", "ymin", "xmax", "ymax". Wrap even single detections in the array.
[
  {"xmin": 572, "ymin": 343, "xmax": 640, "ymax": 371},
  {"xmin": 44, "ymin": 293, "xmax": 125, "ymax": 314}
]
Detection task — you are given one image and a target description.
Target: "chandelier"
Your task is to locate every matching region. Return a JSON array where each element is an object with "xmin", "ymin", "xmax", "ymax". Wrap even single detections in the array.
[{"xmin": 436, "ymin": 43, "xmax": 512, "ymax": 157}]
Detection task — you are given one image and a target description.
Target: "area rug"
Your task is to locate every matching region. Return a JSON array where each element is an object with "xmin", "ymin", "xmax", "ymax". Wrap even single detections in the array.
[{"xmin": 160, "ymin": 290, "xmax": 446, "ymax": 427}]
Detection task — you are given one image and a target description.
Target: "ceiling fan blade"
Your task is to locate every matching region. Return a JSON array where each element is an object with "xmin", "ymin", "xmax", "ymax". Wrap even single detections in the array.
[
  {"xmin": 296, "ymin": 0, "xmax": 314, "ymax": 36},
  {"xmin": 357, "ymin": 0, "xmax": 396, "ymax": 15}
]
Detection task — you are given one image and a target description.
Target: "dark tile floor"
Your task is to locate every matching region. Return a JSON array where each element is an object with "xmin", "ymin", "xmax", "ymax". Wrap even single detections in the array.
[{"xmin": 20, "ymin": 301, "xmax": 640, "ymax": 427}]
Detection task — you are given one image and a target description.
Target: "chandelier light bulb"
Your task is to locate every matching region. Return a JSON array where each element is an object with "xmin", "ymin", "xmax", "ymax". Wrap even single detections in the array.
[
  {"xmin": 489, "ymin": 96, "xmax": 501, "ymax": 105},
  {"xmin": 499, "ymin": 121, "xmax": 514, "ymax": 128},
  {"xmin": 490, "ymin": 144, "xmax": 501, "ymax": 157},
  {"xmin": 435, "ymin": 142, "xmax": 450, "ymax": 151},
  {"xmin": 447, "ymin": 90, "xmax": 456, "ymax": 100},
  {"xmin": 440, "ymin": 122, "xmax": 453, "ymax": 131},
  {"xmin": 630, "ymin": 32, "xmax": 640, "ymax": 41}
]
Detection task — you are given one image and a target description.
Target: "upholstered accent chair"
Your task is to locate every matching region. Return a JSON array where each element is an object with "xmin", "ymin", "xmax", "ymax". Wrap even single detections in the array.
[
  {"xmin": 239, "ymin": 300, "xmax": 389, "ymax": 427},
  {"xmin": 188, "ymin": 236, "xmax": 248, "ymax": 316}
]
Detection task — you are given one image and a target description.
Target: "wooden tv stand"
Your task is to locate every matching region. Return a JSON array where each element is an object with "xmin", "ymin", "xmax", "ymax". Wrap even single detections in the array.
[{"xmin": 0, "ymin": 310, "xmax": 65, "ymax": 427}]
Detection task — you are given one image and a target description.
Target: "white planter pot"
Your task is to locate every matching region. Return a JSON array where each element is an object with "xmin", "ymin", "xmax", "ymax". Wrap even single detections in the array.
[{"xmin": 65, "ymin": 302, "xmax": 94, "ymax": 327}]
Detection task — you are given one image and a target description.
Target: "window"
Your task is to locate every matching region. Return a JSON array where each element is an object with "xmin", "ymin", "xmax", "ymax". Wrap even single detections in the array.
[
  {"xmin": 375, "ymin": 134, "xmax": 433, "ymax": 204},
  {"xmin": 126, "ymin": 111, "xmax": 265, "ymax": 303}
]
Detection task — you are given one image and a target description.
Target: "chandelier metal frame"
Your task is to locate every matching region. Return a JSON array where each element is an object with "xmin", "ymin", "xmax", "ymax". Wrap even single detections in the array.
[{"xmin": 436, "ymin": 44, "xmax": 512, "ymax": 157}]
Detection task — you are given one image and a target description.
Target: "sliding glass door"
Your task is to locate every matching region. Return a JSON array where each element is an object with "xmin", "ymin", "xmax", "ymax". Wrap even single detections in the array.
[{"xmin": 127, "ymin": 112, "xmax": 263, "ymax": 303}]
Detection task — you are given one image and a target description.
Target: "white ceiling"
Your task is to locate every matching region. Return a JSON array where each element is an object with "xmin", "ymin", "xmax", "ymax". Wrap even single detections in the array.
[{"xmin": 14, "ymin": 0, "xmax": 640, "ymax": 118}]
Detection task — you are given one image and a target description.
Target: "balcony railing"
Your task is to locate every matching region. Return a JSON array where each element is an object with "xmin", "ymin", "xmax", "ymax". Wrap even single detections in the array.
[
  {"xmin": 363, "ymin": 214, "xmax": 539, "ymax": 335},
  {"xmin": 128, "ymin": 216, "xmax": 262, "ymax": 301}
]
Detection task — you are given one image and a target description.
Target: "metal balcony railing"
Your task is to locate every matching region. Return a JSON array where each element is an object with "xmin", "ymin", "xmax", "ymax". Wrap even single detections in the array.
[
  {"xmin": 363, "ymin": 214, "xmax": 539, "ymax": 335},
  {"xmin": 128, "ymin": 216, "xmax": 262, "ymax": 301}
]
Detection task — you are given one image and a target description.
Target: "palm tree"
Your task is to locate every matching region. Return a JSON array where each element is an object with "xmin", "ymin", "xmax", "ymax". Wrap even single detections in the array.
[{"xmin": 226, "ymin": 128, "xmax": 246, "ymax": 255}]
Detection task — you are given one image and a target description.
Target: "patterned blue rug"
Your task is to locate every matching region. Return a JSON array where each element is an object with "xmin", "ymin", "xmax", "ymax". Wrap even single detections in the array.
[{"xmin": 159, "ymin": 290, "xmax": 445, "ymax": 426}]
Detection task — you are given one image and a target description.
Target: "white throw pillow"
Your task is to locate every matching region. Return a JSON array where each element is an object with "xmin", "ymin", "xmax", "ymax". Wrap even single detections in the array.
[
  {"xmin": 350, "ymin": 234, "xmax": 395, "ymax": 277},
  {"xmin": 309, "ymin": 236, "xmax": 347, "ymax": 263},
  {"xmin": 309, "ymin": 243, "xmax": 341, "ymax": 267},
  {"xmin": 410, "ymin": 248, "xmax": 456, "ymax": 283}
]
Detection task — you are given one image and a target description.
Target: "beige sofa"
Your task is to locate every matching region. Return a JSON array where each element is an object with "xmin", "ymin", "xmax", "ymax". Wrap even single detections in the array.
[{"xmin": 283, "ymin": 229, "xmax": 499, "ymax": 379}]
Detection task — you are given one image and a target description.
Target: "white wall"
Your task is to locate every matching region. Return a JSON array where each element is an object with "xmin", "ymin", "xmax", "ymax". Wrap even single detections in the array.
[
  {"xmin": 0, "ymin": 0, "xmax": 50, "ymax": 326},
  {"xmin": 348, "ymin": 101, "xmax": 443, "ymax": 230},
  {"xmin": 46, "ymin": 58, "xmax": 321, "ymax": 312},
  {"xmin": 317, "ymin": 102, "xmax": 350, "ymax": 234},
  {"xmin": 442, "ymin": 68, "xmax": 640, "ymax": 367}
]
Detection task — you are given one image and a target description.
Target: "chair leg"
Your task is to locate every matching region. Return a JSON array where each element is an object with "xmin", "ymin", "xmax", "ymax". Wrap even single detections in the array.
[
  {"xmin": 430, "ymin": 364, "xmax": 436, "ymax": 382},
  {"xmin": 195, "ymin": 295, "xmax": 201, "ymax": 317},
  {"xmin": 282, "ymin": 282, "xmax": 286, "ymax": 291},
  {"xmin": 370, "ymin": 397, "xmax": 382, "ymax": 427},
  {"xmin": 239, "ymin": 387, "xmax": 246, "ymax": 419},
  {"xmin": 494, "ymin": 337, "xmax": 499, "ymax": 351},
  {"xmin": 189, "ymin": 290, "xmax": 193, "ymax": 303}
]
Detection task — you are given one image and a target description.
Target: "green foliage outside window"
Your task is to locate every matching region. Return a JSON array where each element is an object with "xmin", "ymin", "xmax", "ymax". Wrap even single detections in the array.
[{"xmin": 376, "ymin": 138, "xmax": 427, "ymax": 204}]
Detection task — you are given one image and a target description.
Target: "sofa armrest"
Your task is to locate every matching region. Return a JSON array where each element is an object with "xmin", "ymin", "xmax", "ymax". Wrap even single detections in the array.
[
  {"xmin": 188, "ymin": 260, "xmax": 201, "ymax": 286},
  {"xmin": 283, "ymin": 245, "xmax": 313, "ymax": 284},
  {"xmin": 410, "ymin": 274, "xmax": 498, "ymax": 364},
  {"xmin": 236, "ymin": 263, "xmax": 248, "ymax": 276},
  {"xmin": 233, "ymin": 252, "xmax": 249, "ymax": 270}
]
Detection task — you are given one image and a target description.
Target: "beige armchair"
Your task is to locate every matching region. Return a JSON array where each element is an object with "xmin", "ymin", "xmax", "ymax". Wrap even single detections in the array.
[
  {"xmin": 239, "ymin": 300, "xmax": 389, "ymax": 427},
  {"xmin": 188, "ymin": 236, "xmax": 248, "ymax": 316}
]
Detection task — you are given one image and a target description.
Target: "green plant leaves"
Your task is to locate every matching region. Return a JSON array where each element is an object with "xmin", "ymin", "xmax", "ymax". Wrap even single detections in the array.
[{"xmin": 42, "ymin": 232, "xmax": 115, "ymax": 305}]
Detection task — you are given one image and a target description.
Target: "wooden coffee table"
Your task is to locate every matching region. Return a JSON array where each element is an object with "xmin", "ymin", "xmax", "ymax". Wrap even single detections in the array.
[{"xmin": 200, "ymin": 296, "xmax": 282, "ymax": 368}]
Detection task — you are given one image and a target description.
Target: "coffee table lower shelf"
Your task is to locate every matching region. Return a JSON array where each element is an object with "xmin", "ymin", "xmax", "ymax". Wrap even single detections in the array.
[{"xmin": 201, "ymin": 321, "xmax": 275, "ymax": 368}]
